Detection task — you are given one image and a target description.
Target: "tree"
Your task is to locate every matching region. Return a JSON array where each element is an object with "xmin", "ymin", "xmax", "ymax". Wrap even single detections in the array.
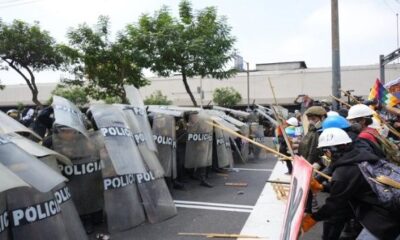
[
  {"xmin": 144, "ymin": 90, "xmax": 172, "ymax": 105},
  {"xmin": 0, "ymin": 20, "xmax": 64, "ymax": 106},
  {"xmin": 212, "ymin": 87, "xmax": 242, "ymax": 107},
  {"xmin": 125, "ymin": 0, "xmax": 236, "ymax": 106},
  {"xmin": 61, "ymin": 16, "xmax": 149, "ymax": 104},
  {"xmin": 50, "ymin": 84, "xmax": 89, "ymax": 107}
]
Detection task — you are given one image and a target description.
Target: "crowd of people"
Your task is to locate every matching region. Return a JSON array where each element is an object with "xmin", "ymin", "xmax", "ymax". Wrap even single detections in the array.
[{"xmin": 273, "ymin": 95, "xmax": 400, "ymax": 240}]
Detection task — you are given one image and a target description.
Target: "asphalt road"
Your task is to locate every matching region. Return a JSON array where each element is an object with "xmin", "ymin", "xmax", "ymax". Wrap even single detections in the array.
[{"xmin": 89, "ymin": 154, "xmax": 277, "ymax": 240}]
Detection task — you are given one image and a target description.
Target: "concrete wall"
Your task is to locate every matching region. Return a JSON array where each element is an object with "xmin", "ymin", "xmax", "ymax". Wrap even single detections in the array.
[{"xmin": 1, "ymin": 63, "xmax": 400, "ymax": 107}]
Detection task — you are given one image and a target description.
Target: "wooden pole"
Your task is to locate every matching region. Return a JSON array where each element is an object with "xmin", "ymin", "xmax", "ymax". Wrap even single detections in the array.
[
  {"xmin": 330, "ymin": 95, "xmax": 351, "ymax": 108},
  {"xmin": 178, "ymin": 232, "xmax": 263, "ymax": 238},
  {"xmin": 268, "ymin": 78, "xmax": 295, "ymax": 156},
  {"xmin": 208, "ymin": 121, "xmax": 332, "ymax": 181}
]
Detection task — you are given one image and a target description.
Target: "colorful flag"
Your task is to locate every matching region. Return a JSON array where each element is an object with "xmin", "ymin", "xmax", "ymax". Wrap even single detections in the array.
[{"xmin": 368, "ymin": 79, "xmax": 400, "ymax": 106}]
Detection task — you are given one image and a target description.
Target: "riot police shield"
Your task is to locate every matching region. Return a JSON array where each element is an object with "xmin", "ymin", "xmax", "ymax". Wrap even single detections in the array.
[
  {"xmin": 53, "ymin": 131, "xmax": 103, "ymax": 216},
  {"xmin": 251, "ymin": 123, "xmax": 268, "ymax": 160},
  {"xmin": 214, "ymin": 127, "xmax": 231, "ymax": 168},
  {"xmin": 0, "ymin": 135, "xmax": 66, "ymax": 193},
  {"xmin": 119, "ymin": 89, "xmax": 157, "ymax": 152},
  {"xmin": 120, "ymin": 108, "xmax": 177, "ymax": 223},
  {"xmin": 52, "ymin": 96, "xmax": 88, "ymax": 137},
  {"xmin": 152, "ymin": 114, "xmax": 177, "ymax": 179},
  {"xmin": 185, "ymin": 112, "xmax": 213, "ymax": 169},
  {"xmin": 0, "ymin": 110, "xmax": 41, "ymax": 141},
  {"xmin": 137, "ymin": 178, "xmax": 177, "ymax": 223},
  {"xmin": 0, "ymin": 163, "xmax": 30, "ymax": 240},
  {"xmin": 89, "ymin": 104, "xmax": 147, "ymax": 175},
  {"xmin": 100, "ymin": 145, "xmax": 146, "ymax": 233},
  {"xmin": 117, "ymin": 104, "xmax": 164, "ymax": 179},
  {"xmin": 0, "ymin": 151, "xmax": 69, "ymax": 239},
  {"xmin": 5, "ymin": 132, "xmax": 71, "ymax": 166},
  {"xmin": 52, "ymin": 183, "xmax": 88, "ymax": 240},
  {"xmin": 239, "ymin": 125, "xmax": 250, "ymax": 162},
  {"xmin": 6, "ymin": 187, "xmax": 69, "ymax": 240},
  {"xmin": 0, "ymin": 192, "xmax": 9, "ymax": 240}
]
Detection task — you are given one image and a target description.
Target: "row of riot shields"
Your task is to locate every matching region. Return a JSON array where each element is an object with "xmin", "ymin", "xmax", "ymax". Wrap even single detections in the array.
[
  {"xmin": 89, "ymin": 103, "xmax": 177, "ymax": 232},
  {"xmin": 0, "ymin": 135, "xmax": 88, "ymax": 240}
]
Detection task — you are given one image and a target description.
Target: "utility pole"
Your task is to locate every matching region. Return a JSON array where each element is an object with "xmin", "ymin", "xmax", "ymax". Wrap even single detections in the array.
[
  {"xmin": 331, "ymin": 0, "xmax": 341, "ymax": 111},
  {"xmin": 246, "ymin": 62, "xmax": 250, "ymax": 111}
]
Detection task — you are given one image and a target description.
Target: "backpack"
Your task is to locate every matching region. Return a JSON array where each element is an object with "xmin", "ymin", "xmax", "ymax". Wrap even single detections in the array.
[
  {"xmin": 358, "ymin": 159, "xmax": 400, "ymax": 212},
  {"xmin": 363, "ymin": 128, "xmax": 400, "ymax": 166}
]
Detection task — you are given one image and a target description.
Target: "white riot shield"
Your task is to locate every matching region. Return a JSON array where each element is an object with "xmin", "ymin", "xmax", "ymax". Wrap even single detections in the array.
[
  {"xmin": 117, "ymin": 104, "xmax": 164, "ymax": 179},
  {"xmin": 240, "ymin": 125, "xmax": 250, "ymax": 162},
  {"xmin": 53, "ymin": 132, "xmax": 103, "ymax": 216},
  {"xmin": 0, "ymin": 163, "xmax": 31, "ymax": 240},
  {"xmin": 251, "ymin": 123, "xmax": 268, "ymax": 160},
  {"xmin": 119, "ymin": 106, "xmax": 177, "ymax": 223},
  {"xmin": 5, "ymin": 132, "xmax": 71, "ymax": 166},
  {"xmin": 6, "ymin": 187, "xmax": 69, "ymax": 240},
  {"xmin": 152, "ymin": 114, "xmax": 177, "ymax": 179},
  {"xmin": 52, "ymin": 183, "xmax": 88, "ymax": 240},
  {"xmin": 214, "ymin": 127, "xmax": 231, "ymax": 168},
  {"xmin": 99, "ymin": 141, "xmax": 146, "ymax": 233},
  {"xmin": 89, "ymin": 104, "xmax": 147, "ymax": 175},
  {"xmin": 0, "ymin": 135, "xmax": 66, "ymax": 193},
  {"xmin": 0, "ymin": 110, "xmax": 41, "ymax": 141},
  {"xmin": 185, "ymin": 113, "xmax": 213, "ymax": 169},
  {"xmin": 52, "ymin": 96, "xmax": 88, "ymax": 137}
]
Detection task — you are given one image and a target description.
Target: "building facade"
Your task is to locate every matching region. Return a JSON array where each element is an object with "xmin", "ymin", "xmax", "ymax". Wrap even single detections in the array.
[{"xmin": 1, "ymin": 63, "xmax": 400, "ymax": 108}]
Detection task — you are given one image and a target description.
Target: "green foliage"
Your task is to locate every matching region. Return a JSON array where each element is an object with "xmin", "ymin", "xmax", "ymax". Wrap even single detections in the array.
[
  {"xmin": 16, "ymin": 102, "xmax": 24, "ymax": 112},
  {"xmin": 61, "ymin": 16, "xmax": 149, "ymax": 104},
  {"xmin": 104, "ymin": 96, "xmax": 123, "ymax": 104},
  {"xmin": 212, "ymin": 87, "xmax": 242, "ymax": 107},
  {"xmin": 0, "ymin": 19, "xmax": 64, "ymax": 106},
  {"xmin": 50, "ymin": 84, "xmax": 89, "ymax": 107},
  {"xmin": 144, "ymin": 90, "xmax": 172, "ymax": 105},
  {"xmin": 125, "ymin": 0, "xmax": 236, "ymax": 106}
]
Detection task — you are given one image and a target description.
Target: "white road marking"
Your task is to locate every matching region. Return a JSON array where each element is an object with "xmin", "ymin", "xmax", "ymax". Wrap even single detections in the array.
[
  {"xmin": 175, "ymin": 204, "xmax": 253, "ymax": 213},
  {"xmin": 174, "ymin": 200, "xmax": 254, "ymax": 209},
  {"xmin": 226, "ymin": 168, "xmax": 274, "ymax": 172}
]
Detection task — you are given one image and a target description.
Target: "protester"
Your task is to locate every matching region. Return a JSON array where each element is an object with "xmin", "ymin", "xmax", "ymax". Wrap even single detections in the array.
[
  {"xmin": 346, "ymin": 104, "xmax": 385, "ymax": 158},
  {"xmin": 302, "ymin": 128, "xmax": 400, "ymax": 240}
]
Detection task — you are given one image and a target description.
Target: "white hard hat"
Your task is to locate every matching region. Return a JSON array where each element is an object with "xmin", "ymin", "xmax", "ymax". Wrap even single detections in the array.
[
  {"xmin": 346, "ymin": 104, "xmax": 374, "ymax": 120},
  {"xmin": 327, "ymin": 111, "xmax": 339, "ymax": 117},
  {"xmin": 286, "ymin": 117, "xmax": 299, "ymax": 126},
  {"xmin": 318, "ymin": 128, "xmax": 352, "ymax": 148}
]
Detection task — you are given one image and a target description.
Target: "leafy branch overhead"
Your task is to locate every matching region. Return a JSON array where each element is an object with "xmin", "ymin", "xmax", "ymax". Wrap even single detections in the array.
[
  {"xmin": 60, "ymin": 16, "xmax": 149, "ymax": 104},
  {"xmin": 213, "ymin": 87, "xmax": 242, "ymax": 107},
  {"xmin": 125, "ymin": 0, "xmax": 237, "ymax": 106},
  {"xmin": 0, "ymin": 19, "xmax": 64, "ymax": 106},
  {"xmin": 144, "ymin": 90, "xmax": 172, "ymax": 105}
]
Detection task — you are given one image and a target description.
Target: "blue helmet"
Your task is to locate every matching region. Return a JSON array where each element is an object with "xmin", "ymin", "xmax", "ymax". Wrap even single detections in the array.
[{"xmin": 321, "ymin": 115, "xmax": 350, "ymax": 130}]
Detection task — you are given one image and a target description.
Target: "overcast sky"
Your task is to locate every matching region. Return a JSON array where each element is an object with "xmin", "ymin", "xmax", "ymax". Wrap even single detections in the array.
[{"xmin": 0, "ymin": 0, "xmax": 399, "ymax": 84}]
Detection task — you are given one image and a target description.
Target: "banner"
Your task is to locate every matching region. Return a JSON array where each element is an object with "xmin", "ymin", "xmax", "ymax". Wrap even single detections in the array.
[{"xmin": 280, "ymin": 156, "xmax": 313, "ymax": 240}]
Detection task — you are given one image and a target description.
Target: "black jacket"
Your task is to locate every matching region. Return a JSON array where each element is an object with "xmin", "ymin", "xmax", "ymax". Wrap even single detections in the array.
[{"xmin": 312, "ymin": 147, "xmax": 400, "ymax": 240}]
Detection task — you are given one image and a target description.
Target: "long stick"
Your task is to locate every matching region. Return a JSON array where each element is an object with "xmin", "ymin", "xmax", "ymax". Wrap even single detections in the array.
[
  {"xmin": 208, "ymin": 121, "xmax": 332, "ymax": 181},
  {"xmin": 268, "ymin": 78, "xmax": 295, "ymax": 156},
  {"xmin": 330, "ymin": 95, "xmax": 351, "ymax": 108},
  {"xmin": 178, "ymin": 232, "xmax": 263, "ymax": 239}
]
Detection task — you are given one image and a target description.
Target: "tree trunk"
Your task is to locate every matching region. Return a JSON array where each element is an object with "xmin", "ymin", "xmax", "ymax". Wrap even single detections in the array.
[
  {"xmin": 25, "ymin": 68, "xmax": 42, "ymax": 107},
  {"xmin": 3, "ymin": 59, "xmax": 43, "ymax": 107},
  {"xmin": 181, "ymin": 70, "xmax": 198, "ymax": 107}
]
